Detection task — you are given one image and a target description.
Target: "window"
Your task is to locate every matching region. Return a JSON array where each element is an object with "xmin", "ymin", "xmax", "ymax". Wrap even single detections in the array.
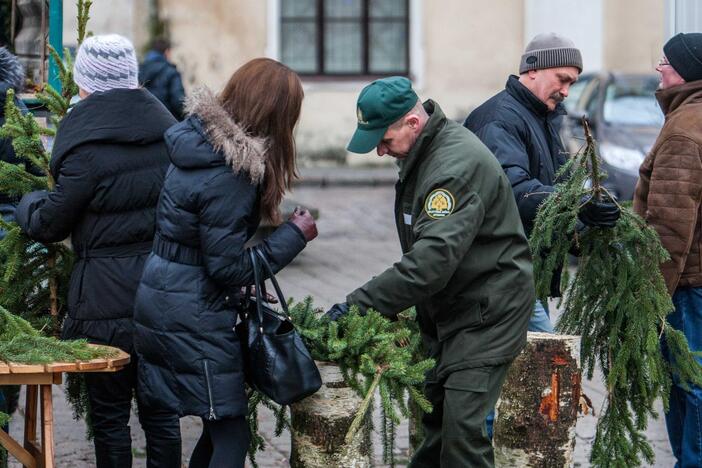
[
  {"xmin": 602, "ymin": 78, "xmax": 663, "ymax": 127},
  {"xmin": 280, "ymin": 0, "xmax": 409, "ymax": 77}
]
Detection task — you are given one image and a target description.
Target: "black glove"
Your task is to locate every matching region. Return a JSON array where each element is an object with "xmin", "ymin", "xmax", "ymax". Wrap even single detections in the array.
[
  {"xmin": 15, "ymin": 190, "xmax": 48, "ymax": 234},
  {"xmin": 578, "ymin": 195, "xmax": 620, "ymax": 228},
  {"xmin": 323, "ymin": 302, "xmax": 350, "ymax": 322}
]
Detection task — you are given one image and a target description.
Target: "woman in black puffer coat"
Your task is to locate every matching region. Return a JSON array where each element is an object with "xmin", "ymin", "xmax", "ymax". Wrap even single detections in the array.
[
  {"xmin": 16, "ymin": 35, "xmax": 182, "ymax": 468},
  {"xmin": 133, "ymin": 58, "xmax": 317, "ymax": 467}
]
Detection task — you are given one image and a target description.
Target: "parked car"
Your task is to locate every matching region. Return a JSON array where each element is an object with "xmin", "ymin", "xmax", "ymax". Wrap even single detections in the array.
[{"xmin": 561, "ymin": 72, "xmax": 664, "ymax": 200}]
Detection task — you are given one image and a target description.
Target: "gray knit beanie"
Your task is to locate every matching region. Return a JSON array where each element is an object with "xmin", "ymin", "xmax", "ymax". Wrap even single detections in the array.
[
  {"xmin": 519, "ymin": 33, "xmax": 583, "ymax": 74},
  {"xmin": 73, "ymin": 34, "xmax": 139, "ymax": 93}
]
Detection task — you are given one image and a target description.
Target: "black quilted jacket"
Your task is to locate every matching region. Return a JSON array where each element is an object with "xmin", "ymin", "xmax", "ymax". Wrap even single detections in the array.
[{"xmin": 133, "ymin": 88, "xmax": 306, "ymax": 420}]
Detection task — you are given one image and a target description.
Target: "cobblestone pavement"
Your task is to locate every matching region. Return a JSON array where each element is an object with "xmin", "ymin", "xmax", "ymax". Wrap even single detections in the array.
[{"xmin": 7, "ymin": 185, "xmax": 673, "ymax": 467}]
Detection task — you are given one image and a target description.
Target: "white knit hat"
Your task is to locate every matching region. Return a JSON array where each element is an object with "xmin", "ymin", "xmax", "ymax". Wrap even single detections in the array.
[{"xmin": 73, "ymin": 34, "xmax": 139, "ymax": 93}]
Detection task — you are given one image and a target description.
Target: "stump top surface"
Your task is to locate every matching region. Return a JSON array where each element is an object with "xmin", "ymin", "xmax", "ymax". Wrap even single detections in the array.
[
  {"xmin": 0, "ymin": 344, "xmax": 130, "ymax": 375},
  {"xmin": 526, "ymin": 331, "xmax": 580, "ymax": 341}
]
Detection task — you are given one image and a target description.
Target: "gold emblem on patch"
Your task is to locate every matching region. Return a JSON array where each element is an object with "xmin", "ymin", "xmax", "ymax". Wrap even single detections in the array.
[
  {"xmin": 425, "ymin": 189, "xmax": 455, "ymax": 219},
  {"xmin": 357, "ymin": 107, "xmax": 368, "ymax": 125}
]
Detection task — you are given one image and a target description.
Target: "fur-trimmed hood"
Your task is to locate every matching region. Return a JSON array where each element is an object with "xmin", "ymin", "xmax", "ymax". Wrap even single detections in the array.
[{"xmin": 165, "ymin": 87, "xmax": 267, "ymax": 183}]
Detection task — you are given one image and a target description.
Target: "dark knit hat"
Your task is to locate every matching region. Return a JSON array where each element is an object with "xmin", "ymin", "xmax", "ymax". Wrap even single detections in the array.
[
  {"xmin": 519, "ymin": 33, "xmax": 583, "ymax": 74},
  {"xmin": 664, "ymin": 33, "xmax": 702, "ymax": 82}
]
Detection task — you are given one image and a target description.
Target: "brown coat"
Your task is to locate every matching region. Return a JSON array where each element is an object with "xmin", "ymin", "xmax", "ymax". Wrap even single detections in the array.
[{"xmin": 633, "ymin": 80, "xmax": 702, "ymax": 295}]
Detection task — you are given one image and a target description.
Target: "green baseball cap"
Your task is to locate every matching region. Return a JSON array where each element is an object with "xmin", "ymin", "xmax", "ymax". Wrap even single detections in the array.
[{"xmin": 347, "ymin": 76, "xmax": 419, "ymax": 154}]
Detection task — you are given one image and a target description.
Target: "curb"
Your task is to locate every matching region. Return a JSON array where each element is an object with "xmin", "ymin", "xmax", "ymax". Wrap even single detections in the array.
[{"xmin": 294, "ymin": 168, "xmax": 398, "ymax": 188}]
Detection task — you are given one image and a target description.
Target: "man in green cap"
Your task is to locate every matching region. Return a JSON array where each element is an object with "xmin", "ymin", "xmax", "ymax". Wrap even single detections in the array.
[{"xmin": 324, "ymin": 76, "xmax": 535, "ymax": 467}]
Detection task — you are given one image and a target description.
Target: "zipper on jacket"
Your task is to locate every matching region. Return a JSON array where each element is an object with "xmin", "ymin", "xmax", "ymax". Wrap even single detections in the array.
[{"xmin": 203, "ymin": 360, "xmax": 217, "ymax": 420}]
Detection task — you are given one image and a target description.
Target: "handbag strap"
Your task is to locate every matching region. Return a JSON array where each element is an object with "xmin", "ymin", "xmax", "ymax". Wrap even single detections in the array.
[
  {"xmin": 254, "ymin": 247, "xmax": 291, "ymax": 319},
  {"xmin": 248, "ymin": 248, "xmax": 266, "ymax": 332},
  {"xmin": 247, "ymin": 247, "xmax": 289, "ymax": 329}
]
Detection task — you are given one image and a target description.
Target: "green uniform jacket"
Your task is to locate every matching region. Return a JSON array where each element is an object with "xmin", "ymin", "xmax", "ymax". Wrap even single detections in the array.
[{"xmin": 347, "ymin": 101, "xmax": 534, "ymax": 377}]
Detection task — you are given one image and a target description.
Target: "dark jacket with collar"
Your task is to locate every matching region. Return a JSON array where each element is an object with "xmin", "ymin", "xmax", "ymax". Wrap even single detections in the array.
[
  {"xmin": 347, "ymin": 101, "xmax": 534, "ymax": 377},
  {"xmin": 133, "ymin": 88, "xmax": 307, "ymax": 420},
  {"xmin": 0, "ymin": 47, "xmax": 29, "ymax": 210},
  {"xmin": 15, "ymin": 88, "xmax": 176, "ymax": 352},
  {"xmin": 634, "ymin": 80, "xmax": 702, "ymax": 295},
  {"xmin": 464, "ymin": 75, "xmax": 568, "ymax": 235},
  {"xmin": 139, "ymin": 50, "xmax": 186, "ymax": 120}
]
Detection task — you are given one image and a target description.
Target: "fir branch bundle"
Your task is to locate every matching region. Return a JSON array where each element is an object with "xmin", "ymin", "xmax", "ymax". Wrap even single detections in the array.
[
  {"xmin": 0, "ymin": 306, "xmax": 115, "ymax": 426},
  {"xmin": 530, "ymin": 122, "xmax": 702, "ymax": 467},
  {"xmin": 0, "ymin": 306, "xmax": 114, "ymax": 364},
  {"xmin": 290, "ymin": 298, "xmax": 434, "ymax": 465},
  {"xmin": 243, "ymin": 298, "xmax": 433, "ymax": 467}
]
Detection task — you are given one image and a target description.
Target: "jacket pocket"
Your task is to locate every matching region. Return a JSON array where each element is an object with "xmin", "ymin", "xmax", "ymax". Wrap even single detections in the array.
[
  {"xmin": 443, "ymin": 367, "xmax": 490, "ymax": 393},
  {"xmin": 435, "ymin": 301, "xmax": 483, "ymax": 342}
]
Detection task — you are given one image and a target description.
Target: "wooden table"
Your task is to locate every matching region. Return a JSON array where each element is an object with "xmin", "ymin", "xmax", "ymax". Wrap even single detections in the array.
[{"xmin": 0, "ymin": 345, "xmax": 130, "ymax": 468}]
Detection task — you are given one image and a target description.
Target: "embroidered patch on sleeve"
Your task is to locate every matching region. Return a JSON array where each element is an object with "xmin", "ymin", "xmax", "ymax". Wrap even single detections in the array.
[{"xmin": 424, "ymin": 189, "xmax": 455, "ymax": 219}]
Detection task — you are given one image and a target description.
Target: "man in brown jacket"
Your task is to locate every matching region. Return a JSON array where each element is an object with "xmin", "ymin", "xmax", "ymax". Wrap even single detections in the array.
[{"xmin": 633, "ymin": 32, "xmax": 702, "ymax": 467}]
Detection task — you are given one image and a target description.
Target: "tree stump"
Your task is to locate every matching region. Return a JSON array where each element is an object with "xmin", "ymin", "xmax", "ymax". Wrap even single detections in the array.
[
  {"xmin": 494, "ymin": 332, "xmax": 581, "ymax": 467},
  {"xmin": 290, "ymin": 361, "xmax": 372, "ymax": 467}
]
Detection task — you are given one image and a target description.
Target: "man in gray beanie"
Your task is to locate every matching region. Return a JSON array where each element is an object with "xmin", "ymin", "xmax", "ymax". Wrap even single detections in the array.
[
  {"xmin": 633, "ymin": 32, "xmax": 702, "ymax": 467},
  {"xmin": 464, "ymin": 33, "xmax": 620, "ymax": 436}
]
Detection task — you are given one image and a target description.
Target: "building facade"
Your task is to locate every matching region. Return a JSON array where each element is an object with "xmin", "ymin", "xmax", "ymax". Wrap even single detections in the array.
[{"xmin": 66, "ymin": 0, "xmax": 686, "ymax": 162}]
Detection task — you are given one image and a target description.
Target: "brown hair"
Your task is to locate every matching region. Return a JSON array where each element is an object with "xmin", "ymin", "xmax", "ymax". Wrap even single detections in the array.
[{"xmin": 219, "ymin": 58, "xmax": 304, "ymax": 223}]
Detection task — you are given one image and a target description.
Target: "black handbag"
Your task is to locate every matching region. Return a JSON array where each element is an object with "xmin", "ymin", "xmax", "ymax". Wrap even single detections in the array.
[{"xmin": 235, "ymin": 247, "xmax": 322, "ymax": 405}]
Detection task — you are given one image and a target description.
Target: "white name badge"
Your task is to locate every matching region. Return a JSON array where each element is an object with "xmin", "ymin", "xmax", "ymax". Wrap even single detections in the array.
[{"xmin": 403, "ymin": 213, "xmax": 412, "ymax": 225}]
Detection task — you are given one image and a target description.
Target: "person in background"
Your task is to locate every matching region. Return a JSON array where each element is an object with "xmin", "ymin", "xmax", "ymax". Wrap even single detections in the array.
[
  {"xmin": 0, "ymin": 46, "xmax": 28, "ymax": 227},
  {"xmin": 139, "ymin": 37, "xmax": 186, "ymax": 120},
  {"xmin": 15, "ymin": 34, "xmax": 182, "ymax": 467},
  {"xmin": 0, "ymin": 45, "xmax": 31, "ymax": 440},
  {"xmin": 464, "ymin": 31, "xmax": 620, "ymax": 439}
]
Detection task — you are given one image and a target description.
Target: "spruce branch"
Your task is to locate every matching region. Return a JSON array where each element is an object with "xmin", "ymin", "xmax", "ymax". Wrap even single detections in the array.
[
  {"xmin": 345, "ymin": 365, "xmax": 386, "ymax": 445},
  {"xmin": 77, "ymin": 0, "xmax": 93, "ymax": 45},
  {"xmin": 0, "ymin": 306, "xmax": 115, "ymax": 425},
  {"xmin": 531, "ymin": 120, "xmax": 702, "ymax": 466}
]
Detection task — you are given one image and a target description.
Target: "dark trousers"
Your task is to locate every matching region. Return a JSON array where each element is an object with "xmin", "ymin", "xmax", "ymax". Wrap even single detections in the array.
[
  {"xmin": 189, "ymin": 416, "xmax": 250, "ymax": 468},
  {"xmin": 85, "ymin": 357, "xmax": 182, "ymax": 468},
  {"xmin": 410, "ymin": 363, "xmax": 511, "ymax": 468}
]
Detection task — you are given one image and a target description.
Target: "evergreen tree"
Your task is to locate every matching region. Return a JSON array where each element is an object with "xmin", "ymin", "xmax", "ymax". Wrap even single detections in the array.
[
  {"xmin": 0, "ymin": 0, "xmax": 91, "ymax": 332},
  {"xmin": 530, "ymin": 120, "xmax": 702, "ymax": 467},
  {"xmin": 0, "ymin": 1, "xmax": 97, "ymax": 452}
]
